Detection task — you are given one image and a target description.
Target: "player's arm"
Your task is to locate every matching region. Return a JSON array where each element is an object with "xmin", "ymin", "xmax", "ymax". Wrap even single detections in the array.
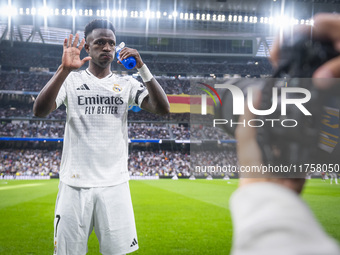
[
  {"xmin": 118, "ymin": 47, "xmax": 170, "ymax": 115},
  {"xmin": 33, "ymin": 34, "xmax": 91, "ymax": 117}
]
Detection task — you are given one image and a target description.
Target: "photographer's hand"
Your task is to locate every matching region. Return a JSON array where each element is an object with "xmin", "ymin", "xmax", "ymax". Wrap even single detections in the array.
[{"xmin": 235, "ymin": 91, "xmax": 306, "ymax": 193}]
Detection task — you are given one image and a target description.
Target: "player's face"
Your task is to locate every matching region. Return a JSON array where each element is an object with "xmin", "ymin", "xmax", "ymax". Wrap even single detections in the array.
[{"xmin": 85, "ymin": 28, "xmax": 116, "ymax": 69}]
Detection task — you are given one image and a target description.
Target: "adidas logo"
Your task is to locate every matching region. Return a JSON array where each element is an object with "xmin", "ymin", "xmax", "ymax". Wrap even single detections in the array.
[
  {"xmin": 130, "ymin": 238, "xmax": 138, "ymax": 247},
  {"xmin": 76, "ymin": 84, "xmax": 90, "ymax": 90}
]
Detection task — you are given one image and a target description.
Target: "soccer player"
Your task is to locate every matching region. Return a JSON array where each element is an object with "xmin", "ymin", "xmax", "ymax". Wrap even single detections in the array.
[
  {"xmin": 329, "ymin": 172, "xmax": 338, "ymax": 184},
  {"xmin": 33, "ymin": 19, "xmax": 169, "ymax": 255}
]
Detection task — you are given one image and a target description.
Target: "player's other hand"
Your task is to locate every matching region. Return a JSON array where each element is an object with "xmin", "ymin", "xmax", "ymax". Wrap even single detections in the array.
[
  {"xmin": 117, "ymin": 47, "xmax": 144, "ymax": 69},
  {"xmin": 62, "ymin": 34, "xmax": 92, "ymax": 72}
]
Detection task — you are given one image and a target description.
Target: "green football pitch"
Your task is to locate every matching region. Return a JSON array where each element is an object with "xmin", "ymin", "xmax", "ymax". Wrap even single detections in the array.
[{"xmin": 0, "ymin": 179, "xmax": 339, "ymax": 254}]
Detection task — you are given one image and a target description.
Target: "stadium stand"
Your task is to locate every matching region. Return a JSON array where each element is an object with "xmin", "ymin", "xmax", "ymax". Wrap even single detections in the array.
[{"xmin": 1, "ymin": 34, "xmax": 277, "ymax": 178}]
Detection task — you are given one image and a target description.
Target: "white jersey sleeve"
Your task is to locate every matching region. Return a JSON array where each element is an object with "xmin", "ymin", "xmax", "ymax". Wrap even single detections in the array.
[
  {"xmin": 54, "ymin": 70, "xmax": 149, "ymax": 188},
  {"xmin": 230, "ymin": 182, "xmax": 340, "ymax": 255},
  {"xmin": 128, "ymin": 77, "xmax": 148, "ymax": 107}
]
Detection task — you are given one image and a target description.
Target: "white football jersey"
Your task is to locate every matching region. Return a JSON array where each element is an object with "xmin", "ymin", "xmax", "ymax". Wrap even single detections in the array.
[{"xmin": 55, "ymin": 69, "xmax": 148, "ymax": 187}]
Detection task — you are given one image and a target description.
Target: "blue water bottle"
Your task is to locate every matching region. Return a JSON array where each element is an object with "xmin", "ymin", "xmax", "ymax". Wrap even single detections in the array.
[{"xmin": 116, "ymin": 42, "xmax": 137, "ymax": 69}]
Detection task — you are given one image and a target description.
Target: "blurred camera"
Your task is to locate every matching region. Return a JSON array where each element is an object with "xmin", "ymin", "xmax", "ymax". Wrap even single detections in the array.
[{"xmin": 215, "ymin": 34, "xmax": 340, "ymax": 165}]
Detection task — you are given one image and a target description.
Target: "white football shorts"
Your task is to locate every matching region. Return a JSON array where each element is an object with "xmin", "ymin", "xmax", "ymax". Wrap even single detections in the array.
[{"xmin": 53, "ymin": 181, "xmax": 138, "ymax": 255}]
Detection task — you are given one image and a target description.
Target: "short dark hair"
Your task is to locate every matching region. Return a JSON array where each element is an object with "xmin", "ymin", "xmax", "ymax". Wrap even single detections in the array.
[{"xmin": 84, "ymin": 19, "xmax": 116, "ymax": 41}]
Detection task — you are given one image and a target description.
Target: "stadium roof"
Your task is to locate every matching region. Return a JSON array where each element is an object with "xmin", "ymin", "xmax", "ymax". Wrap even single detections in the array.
[
  {"xmin": 4, "ymin": 0, "xmax": 340, "ymax": 17},
  {"xmin": 1, "ymin": 0, "xmax": 340, "ymax": 47}
]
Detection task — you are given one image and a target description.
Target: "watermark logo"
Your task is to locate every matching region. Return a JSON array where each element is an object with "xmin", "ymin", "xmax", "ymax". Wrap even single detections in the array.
[
  {"xmin": 214, "ymin": 83, "xmax": 311, "ymax": 116},
  {"xmin": 198, "ymin": 82, "xmax": 222, "ymax": 115},
  {"xmin": 205, "ymin": 81, "xmax": 312, "ymax": 129}
]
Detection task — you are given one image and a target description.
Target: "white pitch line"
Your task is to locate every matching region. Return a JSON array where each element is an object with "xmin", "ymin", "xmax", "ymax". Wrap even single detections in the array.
[{"xmin": 0, "ymin": 183, "xmax": 44, "ymax": 191}]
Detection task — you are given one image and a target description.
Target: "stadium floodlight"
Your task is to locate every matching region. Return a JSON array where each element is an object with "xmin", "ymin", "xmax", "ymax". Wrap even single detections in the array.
[
  {"xmin": 123, "ymin": 10, "xmax": 128, "ymax": 17},
  {"xmin": 78, "ymin": 9, "xmax": 83, "ymax": 16},
  {"xmin": 38, "ymin": 6, "xmax": 49, "ymax": 16},
  {"xmin": 310, "ymin": 19, "xmax": 314, "ymax": 26},
  {"xmin": 190, "ymin": 13, "xmax": 193, "ymax": 20},
  {"xmin": 0, "ymin": 5, "xmax": 5, "ymax": 16},
  {"xmin": 275, "ymin": 15, "xmax": 290, "ymax": 28},
  {"xmin": 89, "ymin": 9, "xmax": 93, "ymax": 16},
  {"xmin": 156, "ymin": 11, "xmax": 161, "ymax": 19},
  {"xmin": 196, "ymin": 13, "xmax": 200, "ymax": 20},
  {"xmin": 172, "ymin": 11, "xmax": 178, "ymax": 18},
  {"xmin": 212, "ymin": 14, "xmax": 216, "ymax": 21},
  {"xmin": 145, "ymin": 10, "xmax": 151, "ymax": 19},
  {"xmin": 31, "ymin": 8, "xmax": 36, "ymax": 15},
  {"xmin": 163, "ymin": 12, "xmax": 167, "ymax": 16},
  {"xmin": 71, "ymin": 9, "xmax": 76, "ymax": 17},
  {"xmin": 84, "ymin": 9, "xmax": 88, "ymax": 16},
  {"xmin": 260, "ymin": 17, "xmax": 264, "ymax": 23},
  {"xmin": 207, "ymin": 14, "xmax": 211, "ymax": 20},
  {"xmin": 184, "ymin": 13, "xmax": 189, "ymax": 20},
  {"xmin": 233, "ymin": 15, "xmax": 237, "ymax": 22},
  {"xmin": 300, "ymin": 19, "xmax": 305, "ymax": 24},
  {"xmin": 244, "ymin": 15, "xmax": 248, "ymax": 22},
  {"xmin": 238, "ymin": 15, "xmax": 242, "ymax": 22},
  {"xmin": 264, "ymin": 17, "xmax": 268, "ymax": 23},
  {"xmin": 105, "ymin": 9, "xmax": 110, "ymax": 17},
  {"xmin": 139, "ymin": 11, "xmax": 143, "ymax": 18},
  {"xmin": 26, "ymin": 8, "xmax": 30, "ymax": 15},
  {"xmin": 9, "ymin": 6, "xmax": 18, "ymax": 16},
  {"xmin": 67, "ymin": 9, "xmax": 71, "ymax": 16},
  {"xmin": 202, "ymin": 14, "xmax": 206, "ymax": 20},
  {"xmin": 168, "ymin": 14, "xmax": 173, "ymax": 19},
  {"xmin": 253, "ymin": 17, "xmax": 258, "ymax": 23},
  {"xmin": 228, "ymin": 15, "xmax": 232, "ymax": 21},
  {"xmin": 19, "ymin": 8, "xmax": 23, "ymax": 15},
  {"xmin": 147, "ymin": 10, "xmax": 154, "ymax": 18},
  {"xmin": 269, "ymin": 16, "xmax": 273, "ymax": 24}
]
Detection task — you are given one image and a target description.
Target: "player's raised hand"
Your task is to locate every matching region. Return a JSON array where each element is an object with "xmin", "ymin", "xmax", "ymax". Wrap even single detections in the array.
[{"xmin": 62, "ymin": 34, "xmax": 92, "ymax": 71}]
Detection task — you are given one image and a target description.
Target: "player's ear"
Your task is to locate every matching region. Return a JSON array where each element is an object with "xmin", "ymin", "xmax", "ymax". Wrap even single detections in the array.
[{"xmin": 84, "ymin": 42, "xmax": 90, "ymax": 54}]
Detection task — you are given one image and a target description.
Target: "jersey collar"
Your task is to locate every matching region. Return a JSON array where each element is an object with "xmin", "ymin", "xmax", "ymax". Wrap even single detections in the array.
[{"xmin": 85, "ymin": 68, "xmax": 114, "ymax": 79}]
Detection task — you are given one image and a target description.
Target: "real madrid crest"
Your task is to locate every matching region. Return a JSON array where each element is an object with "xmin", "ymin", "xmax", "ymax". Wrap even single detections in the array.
[{"xmin": 113, "ymin": 84, "xmax": 122, "ymax": 92}]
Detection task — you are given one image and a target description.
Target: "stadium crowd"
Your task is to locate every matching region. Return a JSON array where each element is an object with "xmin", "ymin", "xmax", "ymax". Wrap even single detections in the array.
[
  {"xmin": 0, "ymin": 149, "xmax": 61, "ymax": 177},
  {"xmin": 0, "ymin": 71, "xmax": 192, "ymax": 94},
  {"xmin": 0, "ymin": 41, "xmax": 272, "ymax": 77},
  {"xmin": 128, "ymin": 123, "xmax": 171, "ymax": 139},
  {"xmin": 0, "ymin": 120, "xmax": 233, "ymax": 141},
  {"xmin": 0, "ymin": 148, "xmax": 238, "ymax": 178},
  {"xmin": 0, "ymin": 45, "xmax": 243, "ymax": 180}
]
